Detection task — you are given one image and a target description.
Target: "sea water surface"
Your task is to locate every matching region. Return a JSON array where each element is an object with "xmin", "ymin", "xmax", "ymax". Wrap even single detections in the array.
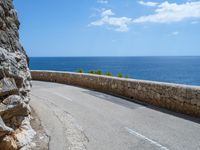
[{"xmin": 30, "ymin": 57, "xmax": 200, "ymax": 86}]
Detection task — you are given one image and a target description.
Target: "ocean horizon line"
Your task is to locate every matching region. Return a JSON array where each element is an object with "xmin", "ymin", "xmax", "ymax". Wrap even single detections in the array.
[{"xmin": 29, "ymin": 55, "xmax": 200, "ymax": 58}]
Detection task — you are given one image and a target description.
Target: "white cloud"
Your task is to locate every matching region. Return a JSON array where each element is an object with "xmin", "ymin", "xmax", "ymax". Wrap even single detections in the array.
[
  {"xmin": 138, "ymin": 0, "xmax": 158, "ymax": 7},
  {"xmin": 133, "ymin": 1, "xmax": 200, "ymax": 23},
  {"xmin": 171, "ymin": 31, "xmax": 179, "ymax": 36},
  {"xmin": 89, "ymin": 9, "xmax": 132, "ymax": 32},
  {"xmin": 101, "ymin": 9, "xmax": 114, "ymax": 17},
  {"xmin": 89, "ymin": 1, "xmax": 200, "ymax": 32},
  {"xmin": 97, "ymin": 0, "xmax": 108, "ymax": 4}
]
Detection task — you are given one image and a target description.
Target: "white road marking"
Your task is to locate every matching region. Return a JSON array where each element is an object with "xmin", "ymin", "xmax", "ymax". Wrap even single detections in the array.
[
  {"xmin": 125, "ymin": 127, "xmax": 170, "ymax": 150},
  {"xmin": 52, "ymin": 92, "xmax": 73, "ymax": 102}
]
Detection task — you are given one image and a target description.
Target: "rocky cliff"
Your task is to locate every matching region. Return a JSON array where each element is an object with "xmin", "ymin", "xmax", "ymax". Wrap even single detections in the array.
[{"xmin": 0, "ymin": 0, "xmax": 35, "ymax": 149}]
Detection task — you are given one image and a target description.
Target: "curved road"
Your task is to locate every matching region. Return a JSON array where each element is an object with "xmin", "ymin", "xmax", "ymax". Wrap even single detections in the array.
[{"xmin": 31, "ymin": 81, "xmax": 200, "ymax": 150}]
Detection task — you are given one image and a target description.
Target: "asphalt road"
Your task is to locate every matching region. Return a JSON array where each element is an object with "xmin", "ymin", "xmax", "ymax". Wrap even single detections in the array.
[{"xmin": 31, "ymin": 81, "xmax": 200, "ymax": 150}]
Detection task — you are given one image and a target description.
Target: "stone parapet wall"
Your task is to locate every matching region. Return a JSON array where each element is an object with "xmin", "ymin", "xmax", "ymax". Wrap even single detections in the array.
[{"xmin": 31, "ymin": 70, "xmax": 200, "ymax": 117}]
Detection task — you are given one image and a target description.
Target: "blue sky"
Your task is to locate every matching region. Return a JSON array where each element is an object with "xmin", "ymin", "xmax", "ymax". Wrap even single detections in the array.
[{"xmin": 14, "ymin": 0, "xmax": 200, "ymax": 57}]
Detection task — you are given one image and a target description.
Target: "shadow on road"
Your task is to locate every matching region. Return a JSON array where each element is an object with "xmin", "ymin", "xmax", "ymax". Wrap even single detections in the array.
[{"xmin": 83, "ymin": 90, "xmax": 200, "ymax": 124}]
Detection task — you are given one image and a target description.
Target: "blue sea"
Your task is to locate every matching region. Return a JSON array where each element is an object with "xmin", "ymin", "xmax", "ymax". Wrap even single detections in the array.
[{"xmin": 30, "ymin": 57, "xmax": 200, "ymax": 86}]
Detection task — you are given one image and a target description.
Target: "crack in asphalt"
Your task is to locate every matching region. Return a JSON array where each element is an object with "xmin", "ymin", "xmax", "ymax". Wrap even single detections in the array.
[{"xmin": 31, "ymin": 94, "xmax": 89, "ymax": 150}]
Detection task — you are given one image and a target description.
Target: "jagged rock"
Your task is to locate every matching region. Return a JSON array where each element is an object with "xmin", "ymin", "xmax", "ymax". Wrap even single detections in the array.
[
  {"xmin": 0, "ymin": 66, "xmax": 5, "ymax": 79},
  {"xmin": 0, "ymin": 136, "xmax": 18, "ymax": 150},
  {"xmin": 0, "ymin": 48, "xmax": 22, "ymax": 76},
  {"xmin": 0, "ymin": 78, "xmax": 18, "ymax": 99},
  {"xmin": 0, "ymin": 95, "xmax": 29, "ymax": 121},
  {"xmin": 0, "ymin": 0, "xmax": 34, "ymax": 149},
  {"xmin": 3, "ymin": 95, "xmax": 21, "ymax": 105},
  {"xmin": 14, "ymin": 117, "xmax": 36, "ymax": 149},
  {"xmin": 0, "ymin": 117, "xmax": 13, "ymax": 138}
]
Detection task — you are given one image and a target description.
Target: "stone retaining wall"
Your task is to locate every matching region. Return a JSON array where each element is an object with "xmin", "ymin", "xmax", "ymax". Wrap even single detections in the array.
[{"xmin": 31, "ymin": 70, "xmax": 200, "ymax": 117}]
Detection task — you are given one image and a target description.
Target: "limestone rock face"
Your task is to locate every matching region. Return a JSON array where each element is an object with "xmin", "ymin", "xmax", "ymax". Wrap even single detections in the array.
[{"xmin": 0, "ymin": 0, "xmax": 34, "ymax": 149}]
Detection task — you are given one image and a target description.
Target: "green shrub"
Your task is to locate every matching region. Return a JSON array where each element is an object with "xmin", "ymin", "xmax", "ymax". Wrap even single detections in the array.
[
  {"xmin": 79, "ymin": 69, "xmax": 130, "ymax": 79},
  {"xmin": 78, "ymin": 69, "xmax": 84, "ymax": 73},
  {"xmin": 105, "ymin": 72, "xmax": 113, "ymax": 76},
  {"xmin": 95, "ymin": 70, "xmax": 102, "ymax": 75},
  {"xmin": 118, "ymin": 73, "xmax": 123, "ymax": 78},
  {"xmin": 89, "ymin": 70, "xmax": 95, "ymax": 74}
]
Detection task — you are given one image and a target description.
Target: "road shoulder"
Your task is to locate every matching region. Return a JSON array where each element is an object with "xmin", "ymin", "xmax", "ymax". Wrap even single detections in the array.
[{"xmin": 30, "ymin": 107, "xmax": 50, "ymax": 150}]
